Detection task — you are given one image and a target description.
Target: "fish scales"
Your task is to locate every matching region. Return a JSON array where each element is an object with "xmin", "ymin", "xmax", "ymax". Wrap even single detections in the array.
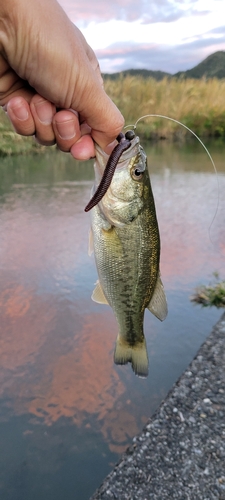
[{"xmin": 89, "ymin": 134, "xmax": 167, "ymax": 377}]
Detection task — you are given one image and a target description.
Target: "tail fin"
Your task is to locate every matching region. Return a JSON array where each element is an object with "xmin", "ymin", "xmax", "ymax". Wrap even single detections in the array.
[{"xmin": 114, "ymin": 335, "xmax": 149, "ymax": 378}]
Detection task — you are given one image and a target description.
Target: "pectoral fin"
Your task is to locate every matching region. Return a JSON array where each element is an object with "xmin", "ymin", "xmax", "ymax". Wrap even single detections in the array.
[
  {"xmin": 147, "ymin": 274, "xmax": 168, "ymax": 321},
  {"xmin": 91, "ymin": 280, "xmax": 109, "ymax": 305}
]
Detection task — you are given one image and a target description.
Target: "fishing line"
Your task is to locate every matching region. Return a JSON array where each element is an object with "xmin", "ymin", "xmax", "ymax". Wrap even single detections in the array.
[{"xmin": 125, "ymin": 114, "xmax": 219, "ymax": 241}]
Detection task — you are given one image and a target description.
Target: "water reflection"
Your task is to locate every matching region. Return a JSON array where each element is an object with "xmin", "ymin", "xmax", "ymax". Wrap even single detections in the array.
[{"xmin": 0, "ymin": 141, "xmax": 224, "ymax": 499}]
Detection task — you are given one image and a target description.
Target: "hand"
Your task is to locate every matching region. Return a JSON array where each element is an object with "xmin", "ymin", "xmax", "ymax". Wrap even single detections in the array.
[{"xmin": 0, "ymin": 0, "xmax": 124, "ymax": 159}]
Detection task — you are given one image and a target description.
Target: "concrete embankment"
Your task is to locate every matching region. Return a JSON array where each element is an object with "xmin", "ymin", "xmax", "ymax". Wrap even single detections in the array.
[{"xmin": 90, "ymin": 312, "xmax": 225, "ymax": 500}]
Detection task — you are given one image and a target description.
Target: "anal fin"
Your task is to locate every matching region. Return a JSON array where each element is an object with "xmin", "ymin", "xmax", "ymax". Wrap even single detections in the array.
[
  {"xmin": 91, "ymin": 280, "xmax": 109, "ymax": 305},
  {"xmin": 147, "ymin": 273, "xmax": 168, "ymax": 321}
]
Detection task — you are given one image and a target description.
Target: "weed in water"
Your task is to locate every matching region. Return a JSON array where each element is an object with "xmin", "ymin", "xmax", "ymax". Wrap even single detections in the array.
[{"xmin": 191, "ymin": 273, "xmax": 225, "ymax": 308}]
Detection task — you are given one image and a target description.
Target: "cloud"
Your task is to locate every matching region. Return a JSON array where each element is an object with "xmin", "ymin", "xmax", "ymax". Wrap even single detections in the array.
[
  {"xmin": 208, "ymin": 25, "xmax": 225, "ymax": 36},
  {"xmin": 59, "ymin": 0, "xmax": 203, "ymax": 25},
  {"xmin": 58, "ymin": 0, "xmax": 225, "ymax": 74},
  {"xmin": 96, "ymin": 27, "xmax": 225, "ymax": 74},
  {"xmin": 182, "ymin": 23, "xmax": 225, "ymax": 42}
]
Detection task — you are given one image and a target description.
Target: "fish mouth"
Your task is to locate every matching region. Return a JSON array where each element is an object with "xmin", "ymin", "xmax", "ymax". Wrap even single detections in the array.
[
  {"xmin": 95, "ymin": 135, "xmax": 140, "ymax": 170},
  {"xmin": 85, "ymin": 134, "xmax": 141, "ymax": 213}
]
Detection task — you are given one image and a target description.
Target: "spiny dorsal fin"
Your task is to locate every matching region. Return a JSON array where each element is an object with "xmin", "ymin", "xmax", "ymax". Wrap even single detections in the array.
[
  {"xmin": 147, "ymin": 273, "xmax": 168, "ymax": 321},
  {"xmin": 91, "ymin": 280, "xmax": 109, "ymax": 305}
]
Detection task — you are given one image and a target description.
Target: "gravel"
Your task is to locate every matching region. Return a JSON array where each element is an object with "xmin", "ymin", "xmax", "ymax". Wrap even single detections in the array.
[{"xmin": 90, "ymin": 312, "xmax": 225, "ymax": 500}]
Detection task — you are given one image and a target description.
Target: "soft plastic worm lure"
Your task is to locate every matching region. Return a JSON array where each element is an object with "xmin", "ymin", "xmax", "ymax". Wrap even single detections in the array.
[{"xmin": 84, "ymin": 130, "xmax": 135, "ymax": 212}]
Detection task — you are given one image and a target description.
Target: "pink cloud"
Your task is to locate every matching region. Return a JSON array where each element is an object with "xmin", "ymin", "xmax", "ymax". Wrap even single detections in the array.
[
  {"xmin": 58, "ymin": 0, "xmax": 200, "ymax": 25},
  {"xmin": 58, "ymin": 0, "xmax": 142, "ymax": 24}
]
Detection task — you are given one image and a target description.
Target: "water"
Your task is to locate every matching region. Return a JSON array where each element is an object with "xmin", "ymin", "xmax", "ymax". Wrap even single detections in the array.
[{"xmin": 0, "ymin": 140, "xmax": 224, "ymax": 499}]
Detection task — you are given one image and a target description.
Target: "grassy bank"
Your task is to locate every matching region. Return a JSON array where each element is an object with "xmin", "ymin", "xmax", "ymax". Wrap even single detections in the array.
[
  {"xmin": 0, "ymin": 77, "xmax": 225, "ymax": 155},
  {"xmin": 104, "ymin": 76, "xmax": 225, "ymax": 140}
]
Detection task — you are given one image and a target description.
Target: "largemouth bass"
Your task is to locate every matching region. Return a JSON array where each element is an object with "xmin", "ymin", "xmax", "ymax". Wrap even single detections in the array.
[{"xmin": 88, "ymin": 133, "xmax": 167, "ymax": 377}]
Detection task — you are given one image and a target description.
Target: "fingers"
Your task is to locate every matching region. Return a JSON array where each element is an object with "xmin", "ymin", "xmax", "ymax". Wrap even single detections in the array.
[
  {"xmin": 6, "ymin": 95, "xmax": 56, "ymax": 146},
  {"xmin": 70, "ymin": 134, "xmax": 95, "ymax": 160},
  {"xmin": 5, "ymin": 94, "xmax": 96, "ymax": 159},
  {"xmin": 31, "ymin": 98, "xmax": 85, "ymax": 151},
  {"xmin": 6, "ymin": 97, "xmax": 36, "ymax": 136},
  {"xmin": 30, "ymin": 95, "xmax": 56, "ymax": 145},
  {"xmin": 52, "ymin": 109, "xmax": 82, "ymax": 152}
]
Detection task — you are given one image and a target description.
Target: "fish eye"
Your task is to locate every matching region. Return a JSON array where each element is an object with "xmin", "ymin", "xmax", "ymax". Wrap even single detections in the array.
[{"xmin": 131, "ymin": 167, "xmax": 144, "ymax": 181}]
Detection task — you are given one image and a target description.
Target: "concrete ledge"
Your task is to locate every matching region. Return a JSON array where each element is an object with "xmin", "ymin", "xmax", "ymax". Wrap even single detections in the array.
[{"xmin": 90, "ymin": 312, "xmax": 225, "ymax": 500}]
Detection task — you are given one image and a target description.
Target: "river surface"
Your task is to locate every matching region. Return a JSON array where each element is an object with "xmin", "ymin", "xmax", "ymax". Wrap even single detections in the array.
[{"xmin": 0, "ymin": 139, "xmax": 224, "ymax": 500}]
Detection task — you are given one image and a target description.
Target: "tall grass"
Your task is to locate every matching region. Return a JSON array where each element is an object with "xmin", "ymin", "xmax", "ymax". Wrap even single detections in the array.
[
  {"xmin": 0, "ymin": 77, "xmax": 225, "ymax": 155},
  {"xmin": 104, "ymin": 76, "xmax": 225, "ymax": 139}
]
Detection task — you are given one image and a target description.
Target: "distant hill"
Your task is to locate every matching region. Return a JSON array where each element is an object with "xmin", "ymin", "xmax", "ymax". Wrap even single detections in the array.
[
  {"xmin": 103, "ymin": 51, "xmax": 225, "ymax": 80},
  {"xmin": 103, "ymin": 68, "xmax": 171, "ymax": 81}
]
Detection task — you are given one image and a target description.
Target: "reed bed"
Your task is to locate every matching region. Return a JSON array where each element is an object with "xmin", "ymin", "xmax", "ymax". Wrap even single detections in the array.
[
  {"xmin": 104, "ymin": 76, "xmax": 225, "ymax": 140},
  {"xmin": 0, "ymin": 77, "xmax": 225, "ymax": 155}
]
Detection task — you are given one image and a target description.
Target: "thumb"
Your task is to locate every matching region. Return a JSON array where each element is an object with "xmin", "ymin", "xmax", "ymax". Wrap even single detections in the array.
[
  {"xmin": 77, "ymin": 85, "xmax": 124, "ymax": 149},
  {"xmin": 66, "ymin": 26, "xmax": 125, "ymax": 148}
]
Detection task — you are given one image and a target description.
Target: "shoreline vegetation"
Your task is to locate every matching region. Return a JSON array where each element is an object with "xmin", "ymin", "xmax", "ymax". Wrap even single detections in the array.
[
  {"xmin": 104, "ymin": 76, "xmax": 225, "ymax": 141},
  {"xmin": 0, "ymin": 76, "xmax": 225, "ymax": 156},
  {"xmin": 191, "ymin": 274, "xmax": 225, "ymax": 309}
]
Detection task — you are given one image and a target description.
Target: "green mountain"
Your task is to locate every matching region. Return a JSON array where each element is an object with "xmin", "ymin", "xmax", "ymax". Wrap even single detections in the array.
[
  {"xmin": 103, "ymin": 51, "xmax": 225, "ymax": 80},
  {"xmin": 175, "ymin": 51, "xmax": 225, "ymax": 79}
]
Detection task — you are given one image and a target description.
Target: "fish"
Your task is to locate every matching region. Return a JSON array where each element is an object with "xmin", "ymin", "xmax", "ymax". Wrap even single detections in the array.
[{"xmin": 88, "ymin": 132, "xmax": 168, "ymax": 377}]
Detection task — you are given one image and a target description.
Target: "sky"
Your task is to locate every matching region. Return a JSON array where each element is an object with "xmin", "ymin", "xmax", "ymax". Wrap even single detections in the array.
[{"xmin": 58, "ymin": 0, "xmax": 225, "ymax": 74}]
